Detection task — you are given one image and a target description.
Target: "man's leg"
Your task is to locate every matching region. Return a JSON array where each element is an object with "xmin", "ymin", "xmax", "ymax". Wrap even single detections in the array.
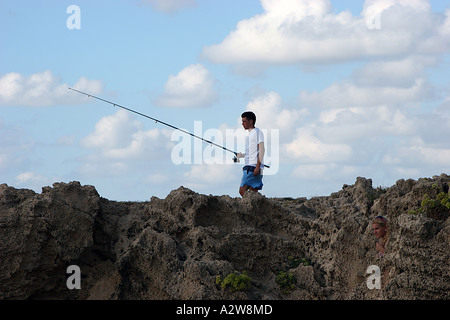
[
  {"xmin": 239, "ymin": 184, "xmax": 259, "ymax": 197},
  {"xmin": 239, "ymin": 185, "xmax": 249, "ymax": 197}
]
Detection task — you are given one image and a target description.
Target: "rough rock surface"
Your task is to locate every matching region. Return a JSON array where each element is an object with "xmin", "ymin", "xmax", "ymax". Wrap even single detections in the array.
[{"xmin": 0, "ymin": 174, "xmax": 449, "ymax": 300}]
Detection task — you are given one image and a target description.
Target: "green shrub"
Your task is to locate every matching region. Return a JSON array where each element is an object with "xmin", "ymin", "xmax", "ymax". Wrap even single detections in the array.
[
  {"xmin": 288, "ymin": 256, "xmax": 311, "ymax": 268},
  {"xmin": 409, "ymin": 192, "xmax": 450, "ymax": 220},
  {"xmin": 274, "ymin": 256, "xmax": 310, "ymax": 295},
  {"xmin": 276, "ymin": 271, "xmax": 297, "ymax": 294},
  {"xmin": 287, "ymin": 256, "xmax": 300, "ymax": 268},
  {"xmin": 437, "ymin": 192, "xmax": 450, "ymax": 210},
  {"xmin": 216, "ymin": 271, "xmax": 251, "ymax": 292}
]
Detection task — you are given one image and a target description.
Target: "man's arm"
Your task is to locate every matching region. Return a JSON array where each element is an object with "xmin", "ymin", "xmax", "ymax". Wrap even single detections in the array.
[{"xmin": 254, "ymin": 142, "xmax": 264, "ymax": 176}]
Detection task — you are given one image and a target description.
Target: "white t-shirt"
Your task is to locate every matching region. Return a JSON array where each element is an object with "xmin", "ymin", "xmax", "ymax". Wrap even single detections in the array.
[{"xmin": 245, "ymin": 127, "xmax": 264, "ymax": 168}]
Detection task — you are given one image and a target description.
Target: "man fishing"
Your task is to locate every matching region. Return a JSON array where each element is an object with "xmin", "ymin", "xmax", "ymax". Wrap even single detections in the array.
[
  {"xmin": 68, "ymin": 89, "xmax": 269, "ymax": 196},
  {"xmin": 237, "ymin": 111, "xmax": 265, "ymax": 197}
]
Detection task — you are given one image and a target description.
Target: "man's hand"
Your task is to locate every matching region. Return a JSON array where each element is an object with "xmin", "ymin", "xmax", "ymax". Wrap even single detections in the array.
[{"xmin": 253, "ymin": 166, "xmax": 260, "ymax": 176}]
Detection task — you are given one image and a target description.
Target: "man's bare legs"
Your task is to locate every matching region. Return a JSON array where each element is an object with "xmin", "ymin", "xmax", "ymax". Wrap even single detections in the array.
[{"xmin": 239, "ymin": 185, "xmax": 259, "ymax": 197}]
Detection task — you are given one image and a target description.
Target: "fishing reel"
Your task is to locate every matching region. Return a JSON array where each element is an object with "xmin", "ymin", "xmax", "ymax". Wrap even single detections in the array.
[{"xmin": 232, "ymin": 155, "xmax": 240, "ymax": 163}]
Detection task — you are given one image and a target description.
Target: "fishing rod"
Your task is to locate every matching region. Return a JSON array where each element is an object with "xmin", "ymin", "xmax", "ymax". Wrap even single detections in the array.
[{"xmin": 68, "ymin": 87, "xmax": 270, "ymax": 168}]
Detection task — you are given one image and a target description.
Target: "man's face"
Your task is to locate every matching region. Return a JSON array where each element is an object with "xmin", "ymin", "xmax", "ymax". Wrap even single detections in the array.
[{"xmin": 242, "ymin": 117, "xmax": 253, "ymax": 130}]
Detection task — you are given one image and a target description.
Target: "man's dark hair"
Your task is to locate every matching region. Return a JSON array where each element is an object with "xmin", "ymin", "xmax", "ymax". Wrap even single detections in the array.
[{"xmin": 241, "ymin": 111, "xmax": 256, "ymax": 125}]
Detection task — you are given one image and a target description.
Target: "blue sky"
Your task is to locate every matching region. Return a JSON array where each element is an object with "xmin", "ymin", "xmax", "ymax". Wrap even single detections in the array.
[{"xmin": 1, "ymin": 0, "xmax": 449, "ymax": 201}]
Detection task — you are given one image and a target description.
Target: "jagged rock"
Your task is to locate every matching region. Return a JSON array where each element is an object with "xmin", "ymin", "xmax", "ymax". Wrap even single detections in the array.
[
  {"xmin": 0, "ymin": 181, "xmax": 100, "ymax": 299},
  {"xmin": 0, "ymin": 175, "xmax": 449, "ymax": 300}
]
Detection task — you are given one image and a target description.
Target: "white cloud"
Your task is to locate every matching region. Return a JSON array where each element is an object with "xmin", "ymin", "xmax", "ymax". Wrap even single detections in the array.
[
  {"xmin": 81, "ymin": 109, "xmax": 171, "ymax": 160},
  {"xmin": 0, "ymin": 70, "xmax": 102, "ymax": 107},
  {"xmin": 351, "ymin": 56, "xmax": 436, "ymax": 87},
  {"xmin": 285, "ymin": 128, "xmax": 353, "ymax": 163},
  {"xmin": 241, "ymin": 91, "xmax": 308, "ymax": 175},
  {"xmin": 140, "ymin": 0, "xmax": 197, "ymax": 13},
  {"xmin": 79, "ymin": 109, "xmax": 176, "ymax": 182},
  {"xmin": 299, "ymin": 76, "xmax": 433, "ymax": 109},
  {"xmin": 15, "ymin": 172, "xmax": 58, "ymax": 192},
  {"xmin": 284, "ymin": 86, "xmax": 450, "ymax": 188},
  {"xmin": 386, "ymin": 143, "xmax": 450, "ymax": 168},
  {"xmin": 244, "ymin": 91, "xmax": 307, "ymax": 135},
  {"xmin": 156, "ymin": 64, "xmax": 217, "ymax": 108},
  {"xmin": 198, "ymin": 0, "xmax": 449, "ymax": 189},
  {"xmin": 82, "ymin": 110, "xmax": 140, "ymax": 150},
  {"xmin": 363, "ymin": 0, "xmax": 431, "ymax": 12},
  {"xmin": 316, "ymin": 106, "xmax": 415, "ymax": 144},
  {"xmin": 202, "ymin": 0, "xmax": 450, "ymax": 65},
  {"xmin": 183, "ymin": 163, "xmax": 238, "ymax": 192},
  {"xmin": 380, "ymin": 135, "xmax": 450, "ymax": 180}
]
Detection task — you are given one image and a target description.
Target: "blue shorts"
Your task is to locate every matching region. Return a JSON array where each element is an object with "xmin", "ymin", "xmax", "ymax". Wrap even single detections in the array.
[{"xmin": 240, "ymin": 166, "xmax": 263, "ymax": 190}]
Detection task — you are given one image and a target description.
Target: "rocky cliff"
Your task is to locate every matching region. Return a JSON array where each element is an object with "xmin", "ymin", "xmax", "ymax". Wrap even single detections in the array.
[{"xmin": 1, "ymin": 174, "xmax": 449, "ymax": 300}]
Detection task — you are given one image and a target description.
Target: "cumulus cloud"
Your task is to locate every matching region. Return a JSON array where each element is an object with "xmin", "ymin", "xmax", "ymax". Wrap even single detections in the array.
[
  {"xmin": 244, "ymin": 91, "xmax": 307, "ymax": 135},
  {"xmin": 202, "ymin": 0, "xmax": 450, "ymax": 65},
  {"xmin": 316, "ymin": 106, "xmax": 415, "ymax": 144},
  {"xmin": 351, "ymin": 56, "xmax": 437, "ymax": 87},
  {"xmin": 299, "ymin": 78, "xmax": 433, "ymax": 109},
  {"xmin": 15, "ymin": 172, "xmax": 59, "ymax": 192},
  {"xmin": 184, "ymin": 163, "xmax": 236, "ymax": 185},
  {"xmin": 285, "ymin": 128, "xmax": 353, "ymax": 163},
  {"xmin": 284, "ymin": 94, "xmax": 450, "ymax": 183},
  {"xmin": 207, "ymin": 0, "xmax": 450, "ymax": 190},
  {"xmin": 155, "ymin": 64, "xmax": 217, "ymax": 108},
  {"xmin": 81, "ymin": 109, "xmax": 171, "ymax": 160},
  {"xmin": 78, "ymin": 108, "xmax": 179, "ymax": 184},
  {"xmin": 0, "ymin": 70, "xmax": 102, "ymax": 107},
  {"xmin": 385, "ymin": 144, "xmax": 450, "ymax": 168},
  {"xmin": 252, "ymin": 79, "xmax": 447, "ymax": 184},
  {"xmin": 16, "ymin": 171, "xmax": 50, "ymax": 185}
]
